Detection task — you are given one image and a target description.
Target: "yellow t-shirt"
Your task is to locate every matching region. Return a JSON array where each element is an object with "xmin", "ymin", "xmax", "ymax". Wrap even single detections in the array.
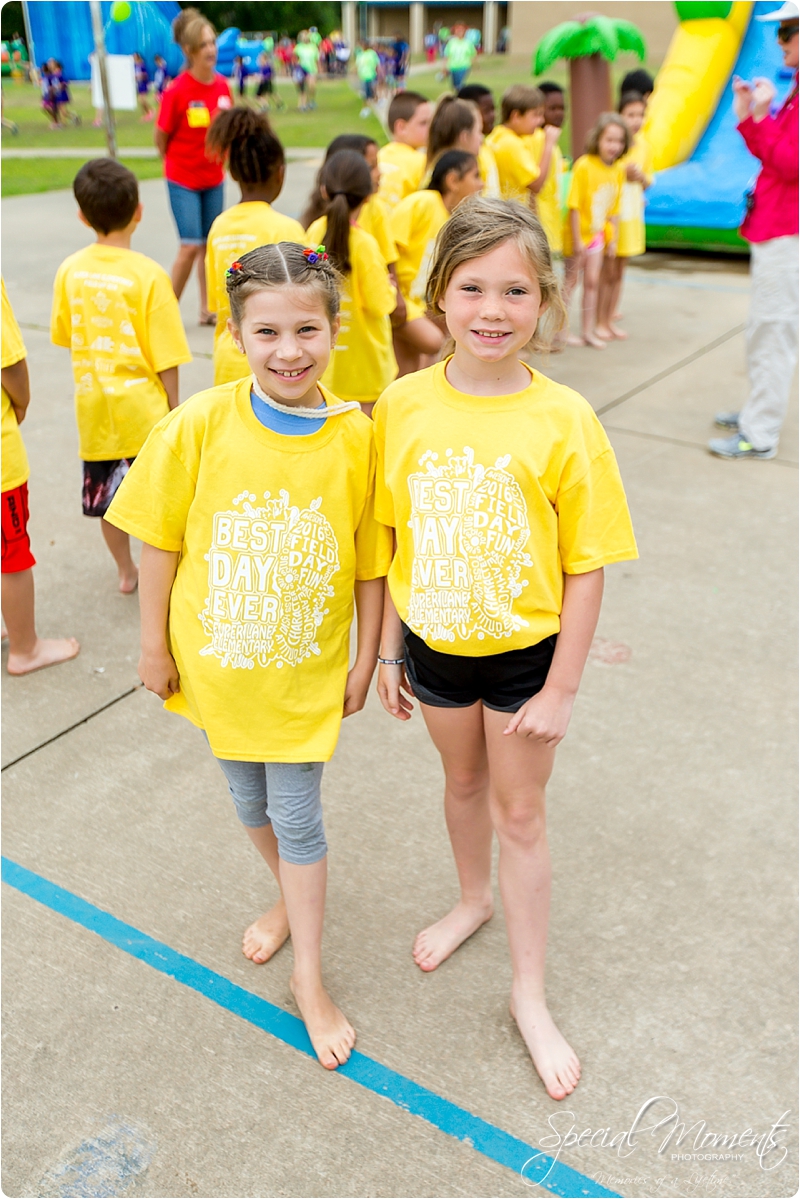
[
  {"xmin": 377, "ymin": 142, "xmax": 426, "ymax": 210},
  {"xmin": 390, "ymin": 189, "xmax": 449, "ymax": 323},
  {"xmin": 205, "ymin": 202, "xmax": 306, "ymax": 386},
  {"xmin": 51, "ymin": 244, "xmax": 191, "ymax": 461},
  {"xmin": 563, "ymin": 154, "xmax": 624, "ymax": 256},
  {"xmin": 106, "ymin": 377, "xmax": 393, "ymax": 762},
  {"xmin": 357, "ymin": 194, "xmax": 397, "ymax": 266},
  {"xmin": 485, "ymin": 125, "xmax": 539, "ymax": 203},
  {"xmin": 2, "ymin": 278, "xmax": 30, "ymax": 493},
  {"xmin": 527, "ymin": 130, "xmax": 565, "ymax": 255},
  {"xmin": 617, "ymin": 134, "xmax": 654, "ymax": 259},
  {"xmin": 306, "ymin": 219, "xmax": 397, "ymax": 405},
  {"xmin": 477, "ymin": 143, "xmax": 500, "ymax": 199},
  {"xmin": 373, "ymin": 359, "xmax": 637, "ymax": 656}
]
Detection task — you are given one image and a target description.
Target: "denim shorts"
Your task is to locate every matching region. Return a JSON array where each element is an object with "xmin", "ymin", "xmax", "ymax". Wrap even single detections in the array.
[{"xmin": 166, "ymin": 180, "xmax": 225, "ymax": 245}]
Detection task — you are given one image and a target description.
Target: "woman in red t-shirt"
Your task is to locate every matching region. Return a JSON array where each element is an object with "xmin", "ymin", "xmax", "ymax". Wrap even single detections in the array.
[{"xmin": 155, "ymin": 7, "xmax": 233, "ymax": 324}]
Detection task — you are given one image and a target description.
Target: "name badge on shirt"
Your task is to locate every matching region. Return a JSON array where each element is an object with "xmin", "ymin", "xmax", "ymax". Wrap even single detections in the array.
[{"xmin": 186, "ymin": 101, "xmax": 210, "ymax": 128}]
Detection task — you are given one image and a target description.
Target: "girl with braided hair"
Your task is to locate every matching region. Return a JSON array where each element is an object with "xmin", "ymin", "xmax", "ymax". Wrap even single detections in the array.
[
  {"xmin": 204, "ymin": 107, "xmax": 305, "ymax": 384},
  {"xmin": 305, "ymin": 150, "xmax": 397, "ymax": 415},
  {"xmin": 107, "ymin": 241, "xmax": 391, "ymax": 1071}
]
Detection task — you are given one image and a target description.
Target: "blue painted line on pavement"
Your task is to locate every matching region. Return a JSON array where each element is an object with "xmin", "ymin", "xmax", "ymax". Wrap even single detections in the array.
[{"xmin": 3, "ymin": 855, "xmax": 620, "ymax": 1199}]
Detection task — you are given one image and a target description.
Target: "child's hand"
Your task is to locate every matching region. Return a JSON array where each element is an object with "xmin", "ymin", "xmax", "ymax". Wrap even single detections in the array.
[
  {"xmin": 625, "ymin": 161, "xmax": 644, "ymax": 183},
  {"xmin": 139, "ymin": 648, "xmax": 180, "ymax": 700},
  {"xmin": 390, "ymin": 283, "xmax": 407, "ymax": 328},
  {"xmin": 343, "ymin": 663, "xmax": 373, "ymax": 717},
  {"xmin": 377, "ymin": 662, "xmax": 414, "ymax": 721},
  {"xmin": 606, "ymin": 240, "xmax": 618, "ymax": 260},
  {"xmin": 503, "ymin": 686, "xmax": 575, "ymax": 747},
  {"xmin": 544, "ymin": 123, "xmax": 561, "ymax": 145}
]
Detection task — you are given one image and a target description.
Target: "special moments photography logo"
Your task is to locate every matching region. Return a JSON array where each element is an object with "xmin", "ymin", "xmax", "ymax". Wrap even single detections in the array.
[{"xmin": 521, "ymin": 1096, "xmax": 792, "ymax": 1187}]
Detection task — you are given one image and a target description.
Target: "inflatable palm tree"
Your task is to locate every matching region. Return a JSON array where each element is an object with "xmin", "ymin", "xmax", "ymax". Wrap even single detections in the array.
[{"xmin": 533, "ymin": 14, "xmax": 647, "ymax": 159}]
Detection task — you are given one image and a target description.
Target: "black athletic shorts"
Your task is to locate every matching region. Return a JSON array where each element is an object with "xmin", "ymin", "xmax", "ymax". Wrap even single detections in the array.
[{"xmin": 402, "ymin": 623, "xmax": 557, "ymax": 713}]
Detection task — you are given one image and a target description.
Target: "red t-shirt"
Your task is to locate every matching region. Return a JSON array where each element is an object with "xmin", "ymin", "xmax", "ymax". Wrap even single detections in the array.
[{"xmin": 157, "ymin": 71, "xmax": 233, "ymax": 190}]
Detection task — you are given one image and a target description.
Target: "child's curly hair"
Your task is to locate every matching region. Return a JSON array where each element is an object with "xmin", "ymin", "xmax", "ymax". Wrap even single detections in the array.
[
  {"xmin": 226, "ymin": 242, "xmax": 341, "ymax": 329},
  {"xmin": 426, "ymin": 197, "xmax": 567, "ymax": 353}
]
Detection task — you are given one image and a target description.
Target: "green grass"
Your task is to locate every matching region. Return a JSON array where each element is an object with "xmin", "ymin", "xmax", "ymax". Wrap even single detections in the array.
[{"xmin": 1, "ymin": 155, "xmax": 165, "ymax": 196}]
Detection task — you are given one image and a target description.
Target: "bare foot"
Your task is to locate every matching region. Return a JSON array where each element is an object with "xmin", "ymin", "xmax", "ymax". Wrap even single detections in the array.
[
  {"xmin": 594, "ymin": 324, "xmax": 613, "ymax": 341},
  {"xmin": 583, "ymin": 332, "xmax": 607, "ymax": 350},
  {"xmin": 613, "ymin": 310, "xmax": 624, "ymax": 321},
  {"xmin": 7, "ymin": 637, "xmax": 80, "ymax": 676},
  {"xmin": 118, "ymin": 568, "xmax": 138, "ymax": 595},
  {"xmin": 242, "ymin": 901, "xmax": 290, "ymax": 964},
  {"xmin": 289, "ymin": 974, "xmax": 356, "ymax": 1069},
  {"xmin": 609, "ymin": 323, "xmax": 628, "ymax": 340},
  {"xmin": 413, "ymin": 899, "xmax": 493, "ymax": 971},
  {"xmin": 565, "ymin": 333, "xmax": 586, "ymax": 348},
  {"xmin": 510, "ymin": 988, "xmax": 581, "ymax": 1101}
]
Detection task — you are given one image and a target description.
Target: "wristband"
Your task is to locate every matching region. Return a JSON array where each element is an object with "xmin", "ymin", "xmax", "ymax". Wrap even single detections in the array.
[{"xmin": 377, "ymin": 656, "xmax": 405, "ymax": 666}]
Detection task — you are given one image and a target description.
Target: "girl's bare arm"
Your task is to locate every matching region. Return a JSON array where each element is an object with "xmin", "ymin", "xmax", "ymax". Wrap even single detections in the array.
[
  {"xmin": 343, "ymin": 576, "xmax": 385, "ymax": 716},
  {"xmin": 505, "ymin": 567, "xmax": 604, "ymax": 744},
  {"xmin": 377, "ymin": 576, "xmax": 414, "ymax": 720},
  {"xmin": 138, "ymin": 543, "xmax": 180, "ymax": 699}
]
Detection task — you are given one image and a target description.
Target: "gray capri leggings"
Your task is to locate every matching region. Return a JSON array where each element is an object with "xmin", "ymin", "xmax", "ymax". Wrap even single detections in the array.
[{"xmin": 215, "ymin": 758, "xmax": 327, "ymax": 866}]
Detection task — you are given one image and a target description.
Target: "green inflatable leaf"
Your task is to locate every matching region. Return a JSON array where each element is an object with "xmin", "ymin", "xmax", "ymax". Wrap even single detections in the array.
[
  {"xmin": 614, "ymin": 19, "xmax": 648, "ymax": 60},
  {"xmin": 591, "ymin": 14, "xmax": 623, "ymax": 60},
  {"xmin": 532, "ymin": 20, "xmax": 583, "ymax": 74},
  {"xmin": 674, "ymin": 2, "xmax": 732, "ymax": 19}
]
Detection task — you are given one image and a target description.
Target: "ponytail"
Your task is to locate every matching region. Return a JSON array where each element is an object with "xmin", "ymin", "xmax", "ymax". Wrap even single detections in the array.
[
  {"xmin": 318, "ymin": 150, "xmax": 372, "ymax": 274},
  {"xmin": 301, "ymin": 134, "xmax": 377, "ymax": 230},
  {"xmin": 427, "ymin": 95, "xmax": 480, "ymax": 166}
]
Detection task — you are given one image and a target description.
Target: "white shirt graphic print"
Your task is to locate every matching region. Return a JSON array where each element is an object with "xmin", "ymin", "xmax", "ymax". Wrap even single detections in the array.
[
  {"xmin": 200, "ymin": 488, "xmax": 340, "ymax": 669},
  {"xmin": 406, "ymin": 446, "xmax": 532, "ymax": 644}
]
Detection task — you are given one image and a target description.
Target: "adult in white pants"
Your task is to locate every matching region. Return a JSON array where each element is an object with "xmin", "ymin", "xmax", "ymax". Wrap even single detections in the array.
[{"xmin": 710, "ymin": 3, "xmax": 799, "ymax": 460}]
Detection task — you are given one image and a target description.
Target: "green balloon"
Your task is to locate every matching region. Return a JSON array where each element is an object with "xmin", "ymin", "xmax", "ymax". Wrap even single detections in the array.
[
  {"xmin": 111, "ymin": 1, "xmax": 132, "ymax": 22},
  {"xmin": 674, "ymin": 2, "xmax": 732, "ymax": 19}
]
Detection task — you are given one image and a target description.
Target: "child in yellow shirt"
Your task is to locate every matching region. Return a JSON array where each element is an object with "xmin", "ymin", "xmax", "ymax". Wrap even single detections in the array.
[
  {"xmin": 306, "ymin": 150, "xmax": 397, "ymax": 415},
  {"xmin": 51, "ymin": 159, "xmax": 191, "ymax": 592},
  {"xmin": 106, "ymin": 241, "xmax": 391, "ymax": 1072},
  {"xmin": 457, "ymin": 83, "xmax": 501, "ymax": 198},
  {"xmin": 390, "ymin": 150, "xmax": 483, "ymax": 375},
  {"xmin": 561, "ymin": 114, "xmax": 629, "ymax": 349},
  {"xmin": 596, "ymin": 92, "xmax": 653, "ymax": 340},
  {"xmin": 301, "ymin": 133, "xmax": 401, "ymax": 325},
  {"xmin": 373, "ymin": 196, "xmax": 637, "ymax": 1102},
  {"xmin": 377, "ymin": 91, "xmax": 432, "ymax": 209},
  {"xmin": 205, "ymin": 108, "xmax": 305, "ymax": 384},
  {"xmin": 486, "ymin": 85, "xmax": 551, "ymax": 207},
  {"xmin": 2, "ymin": 279, "xmax": 80, "ymax": 675},
  {"xmin": 525, "ymin": 82, "xmax": 566, "ymax": 255}
]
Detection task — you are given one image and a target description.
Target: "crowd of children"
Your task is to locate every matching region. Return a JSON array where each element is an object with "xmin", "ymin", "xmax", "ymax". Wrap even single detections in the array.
[{"xmin": 3, "ymin": 62, "xmax": 653, "ymax": 1101}]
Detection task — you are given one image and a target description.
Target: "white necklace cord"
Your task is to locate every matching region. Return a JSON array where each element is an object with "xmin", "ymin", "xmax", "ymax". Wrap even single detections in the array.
[{"xmin": 251, "ymin": 374, "xmax": 361, "ymax": 419}]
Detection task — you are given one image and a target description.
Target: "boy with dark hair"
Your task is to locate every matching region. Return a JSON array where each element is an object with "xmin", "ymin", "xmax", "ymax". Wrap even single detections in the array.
[
  {"xmin": 619, "ymin": 69, "xmax": 654, "ymax": 105},
  {"xmin": 378, "ymin": 91, "xmax": 433, "ymax": 208},
  {"xmin": 538, "ymin": 81, "xmax": 566, "ymax": 128},
  {"xmin": 51, "ymin": 159, "xmax": 191, "ymax": 593},
  {"xmin": 457, "ymin": 82, "xmax": 500, "ymax": 197}
]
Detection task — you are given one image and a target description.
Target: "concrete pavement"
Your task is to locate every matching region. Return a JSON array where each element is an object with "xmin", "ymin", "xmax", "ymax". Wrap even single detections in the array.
[{"xmin": 1, "ymin": 168, "xmax": 797, "ymax": 1199}]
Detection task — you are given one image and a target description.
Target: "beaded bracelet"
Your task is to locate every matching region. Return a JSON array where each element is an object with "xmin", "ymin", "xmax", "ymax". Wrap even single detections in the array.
[{"xmin": 377, "ymin": 657, "xmax": 405, "ymax": 666}]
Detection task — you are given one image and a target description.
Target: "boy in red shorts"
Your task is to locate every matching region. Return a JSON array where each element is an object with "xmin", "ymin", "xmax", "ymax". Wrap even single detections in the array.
[
  {"xmin": 2, "ymin": 279, "xmax": 80, "ymax": 674},
  {"xmin": 51, "ymin": 159, "xmax": 191, "ymax": 592}
]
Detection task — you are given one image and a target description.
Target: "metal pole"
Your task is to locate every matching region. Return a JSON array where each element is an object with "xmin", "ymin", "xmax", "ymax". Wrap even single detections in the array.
[
  {"xmin": 21, "ymin": 0, "xmax": 36, "ymax": 81},
  {"xmin": 89, "ymin": 0, "xmax": 117, "ymax": 158}
]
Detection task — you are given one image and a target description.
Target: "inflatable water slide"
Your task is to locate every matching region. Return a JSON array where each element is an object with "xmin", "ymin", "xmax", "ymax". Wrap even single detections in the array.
[{"xmin": 644, "ymin": 0, "xmax": 795, "ymax": 251}]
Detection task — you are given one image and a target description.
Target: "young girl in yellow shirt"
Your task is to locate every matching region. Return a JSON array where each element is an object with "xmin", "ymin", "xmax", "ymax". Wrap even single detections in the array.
[
  {"xmin": 561, "ymin": 114, "xmax": 629, "ymax": 350},
  {"xmin": 106, "ymin": 243, "xmax": 391, "ymax": 1071},
  {"xmin": 205, "ymin": 108, "xmax": 305, "ymax": 385},
  {"xmin": 305, "ymin": 150, "xmax": 397, "ymax": 415},
  {"xmin": 390, "ymin": 149, "xmax": 483, "ymax": 375},
  {"xmin": 596, "ymin": 93, "xmax": 653, "ymax": 341},
  {"xmin": 373, "ymin": 197, "xmax": 637, "ymax": 1100}
]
